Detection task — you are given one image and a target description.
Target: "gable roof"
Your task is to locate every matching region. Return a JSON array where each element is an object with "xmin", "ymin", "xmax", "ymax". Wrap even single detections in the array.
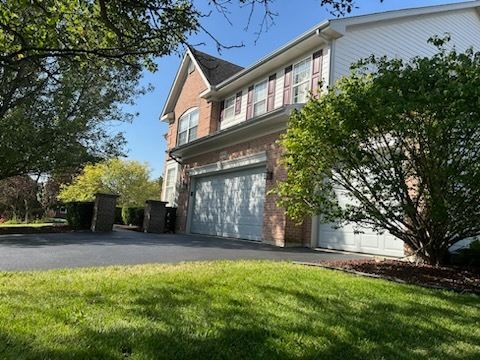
[
  {"xmin": 202, "ymin": 0, "xmax": 480, "ymax": 97},
  {"xmin": 160, "ymin": 48, "xmax": 243, "ymax": 121},
  {"xmin": 162, "ymin": 0, "xmax": 480, "ymax": 119},
  {"xmin": 190, "ymin": 49, "xmax": 244, "ymax": 85}
]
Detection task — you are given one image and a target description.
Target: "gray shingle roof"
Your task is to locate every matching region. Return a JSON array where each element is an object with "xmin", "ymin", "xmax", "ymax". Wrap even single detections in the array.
[{"xmin": 190, "ymin": 49, "xmax": 244, "ymax": 85}]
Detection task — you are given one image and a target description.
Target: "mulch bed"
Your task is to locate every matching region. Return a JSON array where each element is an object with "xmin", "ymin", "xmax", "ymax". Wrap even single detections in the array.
[
  {"xmin": 0, "ymin": 225, "xmax": 74, "ymax": 235},
  {"xmin": 308, "ymin": 259, "xmax": 480, "ymax": 294}
]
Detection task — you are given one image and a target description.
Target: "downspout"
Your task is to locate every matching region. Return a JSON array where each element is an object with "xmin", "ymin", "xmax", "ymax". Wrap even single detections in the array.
[{"xmin": 168, "ymin": 150, "xmax": 183, "ymax": 165}]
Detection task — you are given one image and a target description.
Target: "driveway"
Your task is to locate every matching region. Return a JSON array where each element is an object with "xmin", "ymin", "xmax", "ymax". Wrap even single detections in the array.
[{"xmin": 0, "ymin": 229, "xmax": 368, "ymax": 271}]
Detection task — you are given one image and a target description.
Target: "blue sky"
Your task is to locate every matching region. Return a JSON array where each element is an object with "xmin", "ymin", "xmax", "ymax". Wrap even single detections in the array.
[{"xmin": 117, "ymin": 0, "xmax": 465, "ymax": 179}]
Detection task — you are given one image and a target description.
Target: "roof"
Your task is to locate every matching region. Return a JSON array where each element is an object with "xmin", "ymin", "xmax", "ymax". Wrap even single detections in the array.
[
  {"xmin": 162, "ymin": 0, "xmax": 480, "ymax": 119},
  {"xmin": 190, "ymin": 48, "xmax": 244, "ymax": 85},
  {"xmin": 160, "ymin": 48, "xmax": 243, "ymax": 120},
  {"xmin": 206, "ymin": 0, "xmax": 480, "ymax": 95}
]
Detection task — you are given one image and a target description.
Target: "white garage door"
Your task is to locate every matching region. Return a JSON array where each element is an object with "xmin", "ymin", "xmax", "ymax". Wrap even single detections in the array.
[
  {"xmin": 317, "ymin": 190, "xmax": 405, "ymax": 257},
  {"xmin": 191, "ymin": 167, "xmax": 266, "ymax": 241}
]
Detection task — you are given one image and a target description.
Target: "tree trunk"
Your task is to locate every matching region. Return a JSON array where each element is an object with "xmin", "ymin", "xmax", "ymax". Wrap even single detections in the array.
[{"xmin": 417, "ymin": 241, "xmax": 450, "ymax": 266}]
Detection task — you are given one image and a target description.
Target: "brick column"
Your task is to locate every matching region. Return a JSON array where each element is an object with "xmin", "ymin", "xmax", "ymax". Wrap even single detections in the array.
[
  {"xmin": 143, "ymin": 200, "xmax": 168, "ymax": 233},
  {"xmin": 91, "ymin": 193, "xmax": 119, "ymax": 232}
]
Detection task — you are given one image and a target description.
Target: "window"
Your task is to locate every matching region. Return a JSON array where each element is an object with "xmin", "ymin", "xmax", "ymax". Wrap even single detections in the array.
[
  {"xmin": 164, "ymin": 164, "xmax": 178, "ymax": 206},
  {"xmin": 253, "ymin": 80, "xmax": 268, "ymax": 116},
  {"xmin": 223, "ymin": 95, "xmax": 235, "ymax": 121},
  {"xmin": 292, "ymin": 57, "xmax": 312, "ymax": 103},
  {"xmin": 177, "ymin": 108, "xmax": 199, "ymax": 146}
]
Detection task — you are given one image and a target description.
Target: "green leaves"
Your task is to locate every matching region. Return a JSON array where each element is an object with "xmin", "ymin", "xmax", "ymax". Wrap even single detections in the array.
[
  {"xmin": 58, "ymin": 159, "xmax": 162, "ymax": 207},
  {"xmin": 277, "ymin": 40, "xmax": 480, "ymax": 265}
]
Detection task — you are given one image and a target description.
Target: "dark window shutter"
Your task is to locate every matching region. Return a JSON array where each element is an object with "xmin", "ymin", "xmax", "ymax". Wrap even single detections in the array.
[
  {"xmin": 283, "ymin": 65, "xmax": 293, "ymax": 106},
  {"xmin": 267, "ymin": 74, "xmax": 276, "ymax": 112},
  {"xmin": 311, "ymin": 50, "xmax": 323, "ymax": 97},
  {"xmin": 235, "ymin": 91, "xmax": 242, "ymax": 115},
  {"xmin": 246, "ymin": 85, "xmax": 254, "ymax": 119},
  {"xmin": 219, "ymin": 100, "xmax": 225, "ymax": 122}
]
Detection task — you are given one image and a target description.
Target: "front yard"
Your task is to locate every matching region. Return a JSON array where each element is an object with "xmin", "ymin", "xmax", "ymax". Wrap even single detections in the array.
[{"xmin": 0, "ymin": 261, "xmax": 478, "ymax": 359}]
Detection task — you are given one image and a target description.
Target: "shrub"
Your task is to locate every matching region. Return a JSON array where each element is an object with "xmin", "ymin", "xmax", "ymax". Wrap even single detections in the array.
[
  {"xmin": 65, "ymin": 202, "xmax": 94, "ymax": 229},
  {"xmin": 121, "ymin": 207, "xmax": 144, "ymax": 227},
  {"xmin": 114, "ymin": 207, "xmax": 123, "ymax": 224}
]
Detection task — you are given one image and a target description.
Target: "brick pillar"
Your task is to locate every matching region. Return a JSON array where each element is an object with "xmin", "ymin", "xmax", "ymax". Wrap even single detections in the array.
[
  {"xmin": 91, "ymin": 193, "xmax": 119, "ymax": 232},
  {"xmin": 143, "ymin": 200, "xmax": 168, "ymax": 234}
]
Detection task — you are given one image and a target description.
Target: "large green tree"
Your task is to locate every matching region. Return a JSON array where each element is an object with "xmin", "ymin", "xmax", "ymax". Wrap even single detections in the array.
[
  {"xmin": 276, "ymin": 38, "xmax": 480, "ymax": 266},
  {"xmin": 0, "ymin": 0, "xmax": 382, "ymax": 181},
  {"xmin": 58, "ymin": 158, "xmax": 162, "ymax": 207}
]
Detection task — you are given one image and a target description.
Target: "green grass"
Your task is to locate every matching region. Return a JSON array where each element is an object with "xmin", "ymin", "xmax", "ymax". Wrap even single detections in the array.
[
  {"xmin": 0, "ymin": 222, "xmax": 55, "ymax": 228},
  {"xmin": 0, "ymin": 261, "xmax": 478, "ymax": 360}
]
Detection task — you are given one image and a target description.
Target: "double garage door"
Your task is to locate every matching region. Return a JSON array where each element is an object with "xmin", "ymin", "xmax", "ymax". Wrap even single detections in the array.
[
  {"xmin": 190, "ymin": 167, "xmax": 266, "ymax": 241},
  {"xmin": 317, "ymin": 189, "xmax": 405, "ymax": 257}
]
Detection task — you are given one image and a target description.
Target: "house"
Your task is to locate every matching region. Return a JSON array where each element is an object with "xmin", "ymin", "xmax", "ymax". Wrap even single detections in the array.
[{"xmin": 160, "ymin": 1, "xmax": 480, "ymax": 257}]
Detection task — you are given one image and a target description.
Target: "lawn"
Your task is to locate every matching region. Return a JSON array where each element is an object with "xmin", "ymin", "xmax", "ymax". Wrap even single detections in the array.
[
  {"xmin": 0, "ymin": 222, "xmax": 55, "ymax": 228},
  {"xmin": 0, "ymin": 261, "xmax": 478, "ymax": 360}
]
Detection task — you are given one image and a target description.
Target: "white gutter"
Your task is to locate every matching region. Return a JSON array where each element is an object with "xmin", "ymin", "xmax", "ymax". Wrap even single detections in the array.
[{"xmin": 203, "ymin": 20, "xmax": 332, "ymax": 96}]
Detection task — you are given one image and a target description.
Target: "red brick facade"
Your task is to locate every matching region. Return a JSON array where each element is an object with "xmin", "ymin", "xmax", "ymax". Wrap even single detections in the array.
[{"xmin": 165, "ymin": 60, "xmax": 311, "ymax": 247}]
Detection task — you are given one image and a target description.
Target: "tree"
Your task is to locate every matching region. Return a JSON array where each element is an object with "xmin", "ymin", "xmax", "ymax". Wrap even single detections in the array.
[
  {"xmin": 58, "ymin": 159, "xmax": 162, "ymax": 207},
  {"xmin": 276, "ymin": 37, "xmax": 480, "ymax": 266},
  {"xmin": 0, "ymin": 176, "xmax": 41, "ymax": 222},
  {"xmin": 0, "ymin": 1, "xmax": 383, "ymax": 181}
]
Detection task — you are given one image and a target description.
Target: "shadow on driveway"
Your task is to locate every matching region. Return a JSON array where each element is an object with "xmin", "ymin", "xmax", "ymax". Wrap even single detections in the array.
[{"xmin": 0, "ymin": 228, "xmax": 368, "ymax": 271}]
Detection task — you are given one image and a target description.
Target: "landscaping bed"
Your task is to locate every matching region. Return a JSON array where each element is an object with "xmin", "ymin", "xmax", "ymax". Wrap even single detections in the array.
[
  {"xmin": 319, "ymin": 259, "xmax": 480, "ymax": 294},
  {"xmin": 0, "ymin": 224, "xmax": 73, "ymax": 235}
]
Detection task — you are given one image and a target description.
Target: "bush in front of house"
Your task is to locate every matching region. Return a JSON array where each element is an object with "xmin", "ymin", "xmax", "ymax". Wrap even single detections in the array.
[
  {"xmin": 121, "ymin": 207, "xmax": 144, "ymax": 227},
  {"xmin": 65, "ymin": 202, "xmax": 94, "ymax": 229}
]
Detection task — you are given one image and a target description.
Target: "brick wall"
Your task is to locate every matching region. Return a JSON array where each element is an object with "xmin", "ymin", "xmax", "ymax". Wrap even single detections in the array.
[
  {"xmin": 176, "ymin": 131, "xmax": 311, "ymax": 247},
  {"xmin": 167, "ymin": 68, "xmax": 219, "ymax": 150}
]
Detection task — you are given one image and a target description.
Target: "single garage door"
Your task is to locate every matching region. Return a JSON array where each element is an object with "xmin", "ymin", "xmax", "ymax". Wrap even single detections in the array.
[
  {"xmin": 191, "ymin": 167, "xmax": 266, "ymax": 241},
  {"xmin": 317, "ymin": 190, "xmax": 405, "ymax": 257}
]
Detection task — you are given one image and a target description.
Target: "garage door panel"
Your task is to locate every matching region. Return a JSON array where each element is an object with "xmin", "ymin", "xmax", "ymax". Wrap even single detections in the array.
[
  {"xmin": 191, "ymin": 167, "xmax": 266, "ymax": 241},
  {"xmin": 317, "ymin": 189, "xmax": 404, "ymax": 257}
]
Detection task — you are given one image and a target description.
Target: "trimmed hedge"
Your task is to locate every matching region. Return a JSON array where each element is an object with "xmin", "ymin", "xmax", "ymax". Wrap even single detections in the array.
[
  {"xmin": 121, "ymin": 207, "xmax": 144, "ymax": 227},
  {"xmin": 114, "ymin": 207, "xmax": 123, "ymax": 225},
  {"xmin": 65, "ymin": 202, "xmax": 94, "ymax": 229}
]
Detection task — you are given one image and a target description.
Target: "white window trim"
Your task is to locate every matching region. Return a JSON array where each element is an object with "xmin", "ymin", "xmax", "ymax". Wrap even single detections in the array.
[
  {"xmin": 292, "ymin": 56, "xmax": 312, "ymax": 104},
  {"xmin": 223, "ymin": 95, "xmax": 236, "ymax": 121},
  {"xmin": 163, "ymin": 161, "xmax": 179, "ymax": 206},
  {"xmin": 253, "ymin": 79, "xmax": 268, "ymax": 116},
  {"xmin": 177, "ymin": 107, "xmax": 199, "ymax": 146},
  {"xmin": 188, "ymin": 152, "xmax": 267, "ymax": 177}
]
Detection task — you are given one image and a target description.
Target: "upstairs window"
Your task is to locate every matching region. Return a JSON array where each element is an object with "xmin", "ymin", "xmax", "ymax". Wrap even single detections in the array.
[
  {"xmin": 178, "ymin": 108, "xmax": 199, "ymax": 146},
  {"xmin": 223, "ymin": 95, "xmax": 235, "ymax": 121},
  {"xmin": 292, "ymin": 57, "xmax": 311, "ymax": 103},
  {"xmin": 253, "ymin": 79, "xmax": 268, "ymax": 116}
]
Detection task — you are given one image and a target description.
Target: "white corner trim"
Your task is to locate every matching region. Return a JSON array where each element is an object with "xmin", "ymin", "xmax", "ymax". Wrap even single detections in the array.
[{"xmin": 188, "ymin": 151, "xmax": 267, "ymax": 177}]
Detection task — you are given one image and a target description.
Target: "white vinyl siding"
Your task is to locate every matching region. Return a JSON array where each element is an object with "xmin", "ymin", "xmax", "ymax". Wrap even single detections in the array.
[
  {"xmin": 332, "ymin": 9, "xmax": 480, "ymax": 81},
  {"xmin": 178, "ymin": 108, "xmax": 199, "ymax": 146},
  {"xmin": 253, "ymin": 80, "xmax": 268, "ymax": 116},
  {"xmin": 292, "ymin": 57, "xmax": 312, "ymax": 103},
  {"xmin": 218, "ymin": 44, "xmax": 330, "ymax": 131}
]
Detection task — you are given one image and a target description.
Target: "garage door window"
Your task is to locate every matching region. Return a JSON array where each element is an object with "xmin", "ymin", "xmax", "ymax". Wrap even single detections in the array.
[{"xmin": 178, "ymin": 108, "xmax": 199, "ymax": 146}]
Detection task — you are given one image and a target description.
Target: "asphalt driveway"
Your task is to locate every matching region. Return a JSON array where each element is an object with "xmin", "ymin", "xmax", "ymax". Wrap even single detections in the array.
[{"xmin": 0, "ymin": 229, "xmax": 368, "ymax": 271}]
